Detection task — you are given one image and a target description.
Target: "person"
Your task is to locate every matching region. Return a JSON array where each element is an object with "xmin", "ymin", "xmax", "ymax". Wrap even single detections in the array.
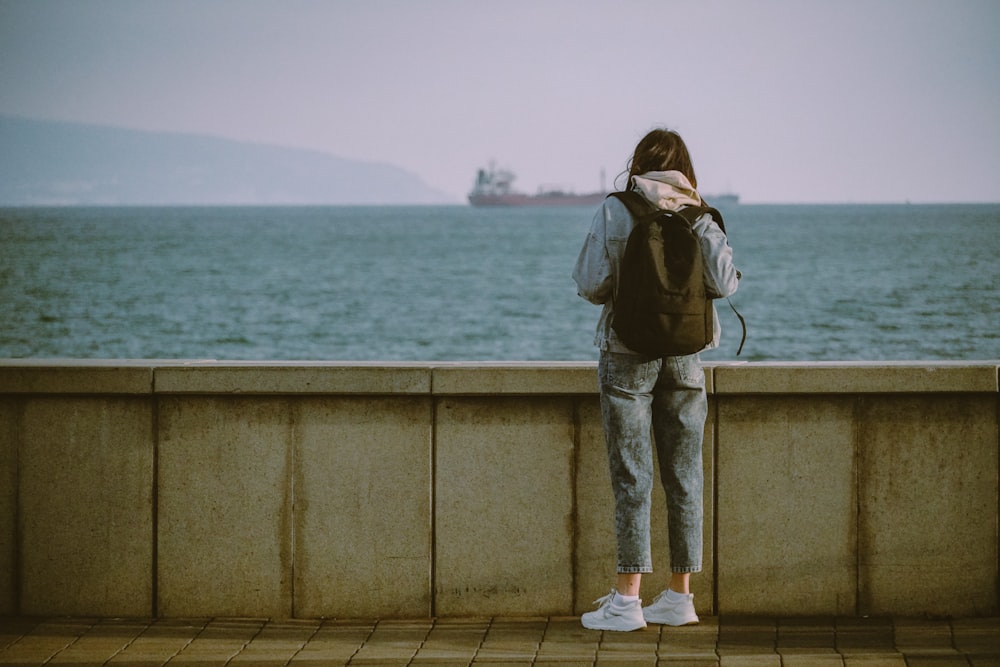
[{"xmin": 572, "ymin": 128, "xmax": 740, "ymax": 632}]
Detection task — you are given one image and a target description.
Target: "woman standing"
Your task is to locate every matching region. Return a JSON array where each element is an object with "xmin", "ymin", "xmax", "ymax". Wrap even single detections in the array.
[{"xmin": 572, "ymin": 128, "xmax": 740, "ymax": 631}]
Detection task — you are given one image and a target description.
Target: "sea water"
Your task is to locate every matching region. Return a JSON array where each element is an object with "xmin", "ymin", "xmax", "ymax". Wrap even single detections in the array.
[{"xmin": 1, "ymin": 204, "xmax": 998, "ymax": 362}]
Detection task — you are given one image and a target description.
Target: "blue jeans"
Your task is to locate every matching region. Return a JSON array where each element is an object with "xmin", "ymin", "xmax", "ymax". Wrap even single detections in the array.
[{"xmin": 598, "ymin": 351, "xmax": 706, "ymax": 574}]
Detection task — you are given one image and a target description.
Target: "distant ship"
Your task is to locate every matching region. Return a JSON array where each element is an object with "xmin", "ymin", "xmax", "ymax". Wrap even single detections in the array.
[
  {"xmin": 703, "ymin": 193, "xmax": 740, "ymax": 207},
  {"xmin": 468, "ymin": 164, "xmax": 739, "ymax": 208},
  {"xmin": 468, "ymin": 165, "xmax": 606, "ymax": 207}
]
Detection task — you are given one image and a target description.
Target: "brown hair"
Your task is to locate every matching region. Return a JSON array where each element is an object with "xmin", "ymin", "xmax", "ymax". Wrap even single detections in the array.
[{"xmin": 619, "ymin": 128, "xmax": 698, "ymax": 191}]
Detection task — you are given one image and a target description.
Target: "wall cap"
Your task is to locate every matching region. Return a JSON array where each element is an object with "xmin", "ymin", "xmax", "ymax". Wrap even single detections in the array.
[{"xmin": 0, "ymin": 359, "xmax": 996, "ymax": 395}]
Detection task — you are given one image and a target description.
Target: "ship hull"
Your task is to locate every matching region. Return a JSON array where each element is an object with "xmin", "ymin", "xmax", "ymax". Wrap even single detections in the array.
[
  {"xmin": 703, "ymin": 193, "xmax": 740, "ymax": 207},
  {"xmin": 468, "ymin": 192, "xmax": 607, "ymax": 207}
]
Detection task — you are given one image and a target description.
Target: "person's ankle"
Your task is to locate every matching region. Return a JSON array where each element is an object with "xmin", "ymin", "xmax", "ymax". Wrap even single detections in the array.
[
  {"xmin": 613, "ymin": 590, "xmax": 640, "ymax": 606},
  {"xmin": 665, "ymin": 588, "xmax": 690, "ymax": 602}
]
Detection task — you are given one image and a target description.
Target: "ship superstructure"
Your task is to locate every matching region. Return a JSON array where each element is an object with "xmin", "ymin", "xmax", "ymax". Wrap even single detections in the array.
[{"xmin": 468, "ymin": 164, "xmax": 606, "ymax": 207}]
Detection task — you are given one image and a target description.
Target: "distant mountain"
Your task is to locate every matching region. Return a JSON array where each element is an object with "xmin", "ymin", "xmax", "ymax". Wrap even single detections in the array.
[{"xmin": 0, "ymin": 116, "xmax": 456, "ymax": 205}]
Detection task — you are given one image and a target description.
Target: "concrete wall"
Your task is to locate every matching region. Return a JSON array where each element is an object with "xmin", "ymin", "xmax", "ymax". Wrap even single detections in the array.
[{"xmin": 0, "ymin": 360, "xmax": 997, "ymax": 619}]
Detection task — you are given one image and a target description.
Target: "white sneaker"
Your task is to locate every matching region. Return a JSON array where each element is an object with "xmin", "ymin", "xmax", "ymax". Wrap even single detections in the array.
[
  {"xmin": 581, "ymin": 590, "xmax": 647, "ymax": 631},
  {"xmin": 642, "ymin": 589, "xmax": 699, "ymax": 626}
]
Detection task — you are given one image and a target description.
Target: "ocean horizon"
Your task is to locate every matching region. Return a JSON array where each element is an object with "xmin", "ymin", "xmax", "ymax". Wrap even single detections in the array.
[{"xmin": 2, "ymin": 203, "xmax": 998, "ymax": 363}]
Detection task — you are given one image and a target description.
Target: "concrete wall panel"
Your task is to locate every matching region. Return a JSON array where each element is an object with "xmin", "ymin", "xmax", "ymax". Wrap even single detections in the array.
[
  {"xmin": 157, "ymin": 397, "xmax": 292, "ymax": 617},
  {"xmin": 435, "ymin": 397, "xmax": 575, "ymax": 616},
  {"xmin": 717, "ymin": 396, "xmax": 857, "ymax": 615},
  {"xmin": 858, "ymin": 395, "xmax": 998, "ymax": 616},
  {"xmin": 19, "ymin": 397, "xmax": 153, "ymax": 616},
  {"xmin": 293, "ymin": 397, "xmax": 432, "ymax": 618},
  {"xmin": 574, "ymin": 396, "xmax": 616, "ymax": 613},
  {"xmin": 0, "ymin": 361, "xmax": 996, "ymax": 619},
  {"xmin": 0, "ymin": 399, "xmax": 17, "ymax": 614}
]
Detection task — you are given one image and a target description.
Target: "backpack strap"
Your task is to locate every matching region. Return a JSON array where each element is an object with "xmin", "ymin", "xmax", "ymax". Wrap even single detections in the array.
[
  {"xmin": 724, "ymin": 299, "xmax": 747, "ymax": 356},
  {"xmin": 606, "ymin": 191, "xmax": 746, "ymax": 356},
  {"xmin": 607, "ymin": 191, "xmax": 727, "ymax": 235},
  {"xmin": 606, "ymin": 190, "xmax": 657, "ymax": 218},
  {"xmin": 677, "ymin": 204, "xmax": 727, "ymax": 235}
]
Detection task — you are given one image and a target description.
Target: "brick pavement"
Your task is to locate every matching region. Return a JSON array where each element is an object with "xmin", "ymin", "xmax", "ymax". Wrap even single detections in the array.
[{"xmin": 1, "ymin": 615, "xmax": 998, "ymax": 666}]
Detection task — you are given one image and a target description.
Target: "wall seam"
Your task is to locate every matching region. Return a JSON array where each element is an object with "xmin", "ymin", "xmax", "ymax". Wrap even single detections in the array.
[
  {"xmin": 287, "ymin": 399, "xmax": 297, "ymax": 619},
  {"xmin": 854, "ymin": 395, "xmax": 863, "ymax": 617},
  {"xmin": 12, "ymin": 398, "xmax": 23, "ymax": 615},
  {"xmin": 712, "ymin": 394, "xmax": 720, "ymax": 617},
  {"xmin": 570, "ymin": 397, "xmax": 581, "ymax": 615},
  {"xmin": 429, "ymin": 378, "xmax": 438, "ymax": 618},
  {"xmin": 150, "ymin": 369, "xmax": 159, "ymax": 618}
]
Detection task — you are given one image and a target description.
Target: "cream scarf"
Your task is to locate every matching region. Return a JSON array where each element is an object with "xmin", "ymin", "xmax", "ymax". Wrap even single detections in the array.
[{"xmin": 631, "ymin": 170, "xmax": 702, "ymax": 210}]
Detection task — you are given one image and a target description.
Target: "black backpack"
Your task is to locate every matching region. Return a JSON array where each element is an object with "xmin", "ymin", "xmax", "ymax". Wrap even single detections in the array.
[{"xmin": 609, "ymin": 191, "xmax": 745, "ymax": 357}]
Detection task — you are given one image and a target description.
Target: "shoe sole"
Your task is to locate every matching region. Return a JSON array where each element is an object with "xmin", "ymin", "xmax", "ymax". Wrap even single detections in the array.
[
  {"xmin": 582, "ymin": 620, "xmax": 647, "ymax": 631},
  {"xmin": 643, "ymin": 616, "xmax": 699, "ymax": 626},
  {"xmin": 581, "ymin": 614, "xmax": 647, "ymax": 632}
]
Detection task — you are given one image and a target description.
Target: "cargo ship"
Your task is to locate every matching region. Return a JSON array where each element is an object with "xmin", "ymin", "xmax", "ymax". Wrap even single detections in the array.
[
  {"xmin": 468, "ymin": 165, "xmax": 606, "ymax": 207},
  {"xmin": 468, "ymin": 164, "xmax": 739, "ymax": 208},
  {"xmin": 703, "ymin": 193, "xmax": 740, "ymax": 207}
]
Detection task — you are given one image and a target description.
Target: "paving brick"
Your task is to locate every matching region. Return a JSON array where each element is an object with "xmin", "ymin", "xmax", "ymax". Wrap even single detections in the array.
[
  {"xmin": 599, "ymin": 626, "xmax": 661, "ymax": 650},
  {"xmin": 842, "ymin": 657, "xmax": 906, "ymax": 667},
  {"xmin": 107, "ymin": 618, "xmax": 206, "ymax": 665},
  {"xmin": 834, "ymin": 616, "xmax": 897, "ymax": 655},
  {"xmin": 234, "ymin": 618, "xmax": 320, "ymax": 664},
  {"xmin": 479, "ymin": 617, "xmax": 547, "ymax": 655},
  {"xmin": 541, "ymin": 616, "xmax": 600, "ymax": 645},
  {"xmin": 968, "ymin": 657, "xmax": 1000, "ymax": 667},
  {"xmin": 835, "ymin": 632, "xmax": 897, "ymax": 653},
  {"xmin": 347, "ymin": 619, "xmax": 432, "ymax": 665},
  {"xmin": 536, "ymin": 646, "xmax": 599, "ymax": 661},
  {"xmin": 953, "ymin": 617, "xmax": 1000, "ymax": 657},
  {"xmin": 894, "ymin": 618, "xmax": 965, "ymax": 663},
  {"xmin": 0, "ymin": 618, "xmax": 43, "ymax": 651},
  {"xmin": 0, "ymin": 615, "xmax": 995, "ymax": 665},
  {"xmin": 904, "ymin": 657, "xmax": 977, "ymax": 666},
  {"xmin": 47, "ymin": 619, "xmax": 148, "ymax": 664},
  {"xmin": 719, "ymin": 617, "xmax": 778, "ymax": 639},
  {"xmin": 657, "ymin": 633, "xmax": 720, "ymax": 660},
  {"xmin": 291, "ymin": 618, "xmax": 374, "ymax": 661},
  {"xmin": 287, "ymin": 623, "xmax": 374, "ymax": 666},
  {"xmin": 0, "ymin": 619, "xmax": 96, "ymax": 665},
  {"xmin": 655, "ymin": 657, "xmax": 720, "ymax": 667},
  {"xmin": 718, "ymin": 655, "xmax": 781, "ymax": 666},
  {"xmin": 594, "ymin": 655, "xmax": 657, "ymax": 666},
  {"xmin": 718, "ymin": 632, "xmax": 778, "ymax": 655},
  {"xmin": 777, "ymin": 648, "xmax": 845, "ymax": 666},
  {"xmin": 166, "ymin": 618, "xmax": 265, "ymax": 665},
  {"xmin": 777, "ymin": 616, "xmax": 837, "ymax": 651}
]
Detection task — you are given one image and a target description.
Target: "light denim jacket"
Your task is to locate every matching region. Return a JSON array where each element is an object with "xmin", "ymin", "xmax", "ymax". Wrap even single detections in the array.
[{"xmin": 572, "ymin": 193, "xmax": 740, "ymax": 354}]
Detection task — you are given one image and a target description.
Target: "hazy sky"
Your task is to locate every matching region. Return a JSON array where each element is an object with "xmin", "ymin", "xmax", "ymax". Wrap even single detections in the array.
[{"xmin": 2, "ymin": 0, "xmax": 998, "ymax": 203}]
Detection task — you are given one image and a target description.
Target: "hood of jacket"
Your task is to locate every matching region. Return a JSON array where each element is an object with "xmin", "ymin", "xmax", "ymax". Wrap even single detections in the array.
[{"xmin": 631, "ymin": 170, "xmax": 701, "ymax": 210}]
